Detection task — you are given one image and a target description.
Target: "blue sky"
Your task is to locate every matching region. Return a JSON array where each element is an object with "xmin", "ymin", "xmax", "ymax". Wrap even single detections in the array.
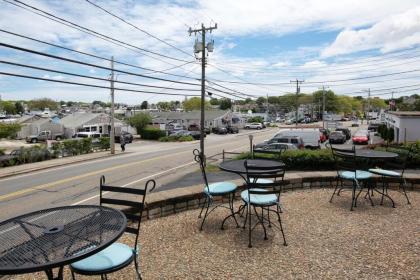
[{"xmin": 0, "ymin": 0, "xmax": 420, "ymax": 104}]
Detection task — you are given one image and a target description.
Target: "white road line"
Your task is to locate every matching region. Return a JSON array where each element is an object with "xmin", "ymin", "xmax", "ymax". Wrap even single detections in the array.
[{"xmin": 71, "ymin": 145, "xmax": 247, "ymax": 206}]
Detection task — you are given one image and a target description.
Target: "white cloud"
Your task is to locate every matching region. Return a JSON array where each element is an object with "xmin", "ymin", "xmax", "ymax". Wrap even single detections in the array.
[{"xmin": 322, "ymin": 7, "xmax": 420, "ymax": 57}]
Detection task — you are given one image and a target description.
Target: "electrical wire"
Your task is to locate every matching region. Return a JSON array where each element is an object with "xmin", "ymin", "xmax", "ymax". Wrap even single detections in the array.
[
  {"xmin": 0, "ymin": 60, "xmax": 201, "ymax": 91},
  {"xmin": 4, "ymin": 0, "xmax": 192, "ymax": 65},
  {"xmin": 84, "ymin": 0, "xmax": 193, "ymax": 59},
  {"xmin": 0, "ymin": 42, "xmax": 201, "ymax": 86},
  {"xmin": 0, "ymin": 72, "xmax": 200, "ymax": 96}
]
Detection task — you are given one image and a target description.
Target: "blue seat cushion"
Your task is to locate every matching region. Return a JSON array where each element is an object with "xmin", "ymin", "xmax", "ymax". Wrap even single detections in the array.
[
  {"xmin": 241, "ymin": 188, "xmax": 278, "ymax": 206},
  {"xmin": 249, "ymin": 178, "xmax": 273, "ymax": 184},
  {"xmin": 204, "ymin": 182, "xmax": 237, "ymax": 195},
  {"xmin": 339, "ymin": 170, "xmax": 372, "ymax": 180},
  {"xmin": 369, "ymin": 168, "xmax": 401, "ymax": 177},
  {"xmin": 71, "ymin": 243, "xmax": 134, "ymax": 272}
]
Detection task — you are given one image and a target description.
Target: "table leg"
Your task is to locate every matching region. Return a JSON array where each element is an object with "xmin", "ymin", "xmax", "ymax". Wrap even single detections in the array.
[{"xmin": 44, "ymin": 266, "xmax": 64, "ymax": 280}]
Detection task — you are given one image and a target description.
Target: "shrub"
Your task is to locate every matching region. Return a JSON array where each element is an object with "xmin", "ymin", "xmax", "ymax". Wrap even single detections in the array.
[
  {"xmin": 98, "ymin": 137, "xmax": 110, "ymax": 150},
  {"xmin": 158, "ymin": 135, "xmax": 194, "ymax": 142},
  {"xmin": 0, "ymin": 123, "xmax": 21, "ymax": 139},
  {"xmin": 236, "ymin": 149, "xmax": 335, "ymax": 170},
  {"xmin": 62, "ymin": 139, "xmax": 81, "ymax": 156},
  {"xmin": 127, "ymin": 113, "xmax": 152, "ymax": 134},
  {"xmin": 141, "ymin": 128, "xmax": 166, "ymax": 140},
  {"xmin": 0, "ymin": 148, "xmax": 4, "ymax": 156}
]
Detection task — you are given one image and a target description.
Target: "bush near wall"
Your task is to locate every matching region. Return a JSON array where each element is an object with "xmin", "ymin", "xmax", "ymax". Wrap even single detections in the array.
[
  {"xmin": 373, "ymin": 141, "xmax": 420, "ymax": 168},
  {"xmin": 141, "ymin": 128, "xmax": 166, "ymax": 140},
  {"xmin": 236, "ymin": 149, "xmax": 335, "ymax": 170},
  {"xmin": 159, "ymin": 135, "xmax": 194, "ymax": 142}
]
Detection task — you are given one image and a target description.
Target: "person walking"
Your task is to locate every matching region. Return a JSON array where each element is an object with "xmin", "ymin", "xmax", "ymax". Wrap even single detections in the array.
[{"xmin": 120, "ymin": 135, "xmax": 126, "ymax": 152}]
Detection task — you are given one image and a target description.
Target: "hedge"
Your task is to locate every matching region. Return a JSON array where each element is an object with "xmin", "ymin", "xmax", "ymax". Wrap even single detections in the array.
[
  {"xmin": 159, "ymin": 135, "xmax": 194, "ymax": 142},
  {"xmin": 373, "ymin": 141, "xmax": 420, "ymax": 168},
  {"xmin": 1, "ymin": 146, "xmax": 52, "ymax": 167},
  {"xmin": 236, "ymin": 149, "xmax": 335, "ymax": 170},
  {"xmin": 141, "ymin": 128, "xmax": 166, "ymax": 140}
]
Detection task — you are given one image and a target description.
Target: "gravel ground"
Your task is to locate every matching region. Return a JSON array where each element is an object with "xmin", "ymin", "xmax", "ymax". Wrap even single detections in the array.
[{"xmin": 7, "ymin": 189, "xmax": 420, "ymax": 280}]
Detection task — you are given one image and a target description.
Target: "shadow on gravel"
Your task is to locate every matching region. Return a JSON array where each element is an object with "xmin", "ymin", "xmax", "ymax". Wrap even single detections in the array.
[{"xmin": 158, "ymin": 170, "xmax": 240, "ymax": 192}]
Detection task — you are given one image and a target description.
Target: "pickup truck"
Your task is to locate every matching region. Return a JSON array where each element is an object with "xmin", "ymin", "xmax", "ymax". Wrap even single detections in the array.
[
  {"xmin": 0, "ymin": 149, "xmax": 22, "ymax": 166},
  {"xmin": 26, "ymin": 130, "xmax": 63, "ymax": 143}
]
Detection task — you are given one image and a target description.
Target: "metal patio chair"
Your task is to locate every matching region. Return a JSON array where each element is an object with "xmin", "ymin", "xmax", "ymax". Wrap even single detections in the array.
[
  {"xmin": 368, "ymin": 144, "xmax": 413, "ymax": 205},
  {"xmin": 328, "ymin": 144, "xmax": 373, "ymax": 211},
  {"xmin": 70, "ymin": 176, "xmax": 156, "ymax": 280},
  {"xmin": 242, "ymin": 160, "xmax": 287, "ymax": 248},
  {"xmin": 193, "ymin": 149, "xmax": 239, "ymax": 231}
]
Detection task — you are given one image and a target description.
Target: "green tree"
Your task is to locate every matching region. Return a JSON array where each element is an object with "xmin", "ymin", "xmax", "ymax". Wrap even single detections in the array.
[
  {"xmin": 219, "ymin": 98, "xmax": 232, "ymax": 110},
  {"xmin": 15, "ymin": 102, "xmax": 24, "ymax": 114},
  {"xmin": 210, "ymin": 98, "xmax": 220, "ymax": 105},
  {"xmin": 0, "ymin": 123, "xmax": 21, "ymax": 138},
  {"xmin": 140, "ymin": 101, "xmax": 148, "ymax": 110},
  {"xmin": 127, "ymin": 112, "xmax": 152, "ymax": 134},
  {"xmin": 28, "ymin": 98, "xmax": 58, "ymax": 110},
  {"xmin": 92, "ymin": 100, "xmax": 107, "ymax": 108},
  {"xmin": 183, "ymin": 97, "xmax": 210, "ymax": 111},
  {"xmin": 256, "ymin": 97, "xmax": 266, "ymax": 107},
  {"xmin": 1, "ymin": 101, "xmax": 17, "ymax": 115},
  {"xmin": 370, "ymin": 98, "xmax": 387, "ymax": 110}
]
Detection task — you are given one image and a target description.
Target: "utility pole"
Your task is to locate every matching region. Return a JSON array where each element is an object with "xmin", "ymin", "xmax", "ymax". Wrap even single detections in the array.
[
  {"xmin": 110, "ymin": 56, "xmax": 115, "ymax": 154},
  {"xmin": 321, "ymin": 85, "xmax": 328, "ymax": 129},
  {"xmin": 290, "ymin": 79, "xmax": 304, "ymax": 127},
  {"xmin": 266, "ymin": 93, "xmax": 269, "ymax": 121},
  {"xmin": 189, "ymin": 23, "xmax": 217, "ymax": 157},
  {"xmin": 367, "ymin": 88, "xmax": 371, "ymax": 124}
]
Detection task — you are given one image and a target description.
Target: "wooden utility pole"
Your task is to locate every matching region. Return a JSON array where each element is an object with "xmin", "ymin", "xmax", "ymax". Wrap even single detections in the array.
[
  {"xmin": 110, "ymin": 56, "xmax": 115, "ymax": 154},
  {"xmin": 290, "ymin": 79, "xmax": 304, "ymax": 127},
  {"xmin": 189, "ymin": 23, "xmax": 217, "ymax": 157},
  {"xmin": 321, "ymin": 85, "xmax": 329, "ymax": 129}
]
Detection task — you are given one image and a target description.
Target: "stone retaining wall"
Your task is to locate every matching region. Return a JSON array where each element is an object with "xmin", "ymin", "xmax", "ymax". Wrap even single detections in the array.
[{"xmin": 144, "ymin": 173, "xmax": 420, "ymax": 220}]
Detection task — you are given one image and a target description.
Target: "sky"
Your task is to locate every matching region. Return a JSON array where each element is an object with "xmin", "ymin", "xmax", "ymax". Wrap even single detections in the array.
[{"xmin": 0, "ymin": 0, "xmax": 420, "ymax": 105}]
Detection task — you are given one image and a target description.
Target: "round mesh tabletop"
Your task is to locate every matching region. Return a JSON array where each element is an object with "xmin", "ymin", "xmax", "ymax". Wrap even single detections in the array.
[
  {"xmin": 0, "ymin": 205, "xmax": 127, "ymax": 275},
  {"xmin": 355, "ymin": 150, "xmax": 398, "ymax": 159},
  {"xmin": 219, "ymin": 159, "xmax": 285, "ymax": 174}
]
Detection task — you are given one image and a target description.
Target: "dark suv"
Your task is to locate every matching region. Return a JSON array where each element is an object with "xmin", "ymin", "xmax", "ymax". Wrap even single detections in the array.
[
  {"xmin": 226, "ymin": 126, "xmax": 239, "ymax": 134},
  {"xmin": 335, "ymin": 127, "xmax": 351, "ymax": 140}
]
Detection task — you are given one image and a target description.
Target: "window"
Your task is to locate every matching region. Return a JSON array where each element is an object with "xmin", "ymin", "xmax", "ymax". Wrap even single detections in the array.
[
  {"xmin": 91, "ymin": 126, "xmax": 97, "ymax": 132},
  {"xmin": 291, "ymin": 139, "xmax": 298, "ymax": 144},
  {"xmin": 278, "ymin": 138, "xmax": 288, "ymax": 143}
]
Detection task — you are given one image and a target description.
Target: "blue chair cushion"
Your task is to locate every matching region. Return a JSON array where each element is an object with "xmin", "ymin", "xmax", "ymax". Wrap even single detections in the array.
[
  {"xmin": 339, "ymin": 170, "xmax": 372, "ymax": 180},
  {"xmin": 369, "ymin": 168, "xmax": 401, "ymax": 177},
  {"xmin": 249, "ymin": 178, "xmax": 273, "ymax": 184},
  {"xmin": 71, "ymin": 243, "xmax": 134, "ymax": 272},
  {"xmin": 241, "ymin": 188, "xmax": 278, "ymax": 206},
  {"xmin": 204, "ymin": 182, "xmax": 237, "ymax": 195}
]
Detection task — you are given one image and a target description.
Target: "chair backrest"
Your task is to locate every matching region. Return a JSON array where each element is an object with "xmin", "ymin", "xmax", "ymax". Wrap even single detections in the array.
[
  {"xmin": 385, "ymin": 144, "xmax": 414, "ymax": 175},
  {"xmin": 244, "ymin": 160, "xmax": 285, "ymax": 197},
  {"xmin": 193, "ymin": 149, "xmax": 209, "ymax": 191},
  {"xmin": 327, "ymin": 143, "xmax": 357, "ymax": 175},
  {"xmin": 99, "ymin": 175, "xmax": 156, "ymax": 249}
]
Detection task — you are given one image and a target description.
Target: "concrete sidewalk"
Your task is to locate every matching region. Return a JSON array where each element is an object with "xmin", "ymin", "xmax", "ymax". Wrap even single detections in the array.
[{"xmin": 0, "ymin": 151, "xmax": 123, "ymax": 179}]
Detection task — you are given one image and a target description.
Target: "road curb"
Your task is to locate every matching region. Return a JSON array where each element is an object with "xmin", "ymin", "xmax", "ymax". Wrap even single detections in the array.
[{"xmin": 0, "ymin": 152, "xmax": 125, "ymax": 180}]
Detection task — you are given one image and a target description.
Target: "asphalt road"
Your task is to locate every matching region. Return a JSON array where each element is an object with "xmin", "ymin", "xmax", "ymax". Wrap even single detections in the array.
[{"xmin": 0, "ymin": 129, "xmax": 277, "ymax": 220}]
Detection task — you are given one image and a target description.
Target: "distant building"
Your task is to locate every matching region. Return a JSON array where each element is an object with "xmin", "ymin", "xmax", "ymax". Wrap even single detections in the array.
[
  {"xmin": 385, "ymin": 111, "xmax": 420, "ymax": 143},
  {"xmin": 150, "ymin": 110, "xmax": 245, "ymax": 130},
  {"xmin": 16, "ymin": 117, "xmax": 63, "ymax": 139},
  {"xmin": 60, "ymin": 113, "xmax": 124, "ymax": 138}
]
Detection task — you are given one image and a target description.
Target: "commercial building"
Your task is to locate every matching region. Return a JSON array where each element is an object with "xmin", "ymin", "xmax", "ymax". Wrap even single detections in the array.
[{"xmin": 384, "ymin": 111, "xmax": 420, "ymax": 143}]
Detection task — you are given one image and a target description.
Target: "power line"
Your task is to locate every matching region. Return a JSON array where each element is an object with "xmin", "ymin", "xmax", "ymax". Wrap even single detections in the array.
[
  {"xmin": 0, "ymin": 71, "xmax": 200, "ymax": 96},
  {"xmin": 0, "ymin": 60, "xmax": 201, "ymax": 92},
  {"xmin": 0, "ymin": 42, "xmax": 201, "ymax": 86},
  {"xmin": 0, "ymin": 29, "xmax": 200, "ymax": 80},
  {"xmin": 4, "ymin": 0, "xmax": 191, "ymax": 65},
  {"xmin": 84, "ymin": 0, "xmax": 193, "ymax": 59}
]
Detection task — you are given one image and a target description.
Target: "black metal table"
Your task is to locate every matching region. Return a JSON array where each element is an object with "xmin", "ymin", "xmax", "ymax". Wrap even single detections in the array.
[
  {"xmin": 219, "ymin": 159, "xmax": 285, "ymax": 178},
  {"xmin": 0, "ymin": 205, "xmax": 127, "ymax": 280}
]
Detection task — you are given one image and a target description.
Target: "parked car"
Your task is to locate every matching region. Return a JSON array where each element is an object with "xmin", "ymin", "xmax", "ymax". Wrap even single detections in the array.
[
  {"xmin": 212, "ymin": 127, "xmax": 228, "ymax": 134},
  {"xmin": 256, "ymin": 136, "xmax": 304, "ymax": 150},
  {"xmin": 26, "ymin": 130, "xmax": 63, "ymax": 143},
  {"xmin": 368, "ymin": 123, "xmax": 380, "ymax": 132},
  {"xmin": 0, "ymin": 149, "xmax": 22, "ymax": 166},
  {"xmin": 244, "ymin": 123, "xmax": 263, "ymax": 129},
  {"xmin": 170, "ymin": 130, "xmax": 201, "ymax": 139},
  {"xmin": 335, "ymin": 127, "xmax": 351, "ymax": 140},
  {"xmin": 285, "ymin": 119, "xmax": 295, "ymax": 125},
  {"xmin": 73, "ymin": 132, "xmax": 102, "ymax": 139},
  {"xmin": 273, "ymin": 128, "xmax": 321, "ymax": 149},
  {"xmin": 328, "ymin": 131, "xmax": 347, "ymax": 144},
  {"xmin": 254, "ymin": 143, "xmax": 297, "ymax": 153},
  {"xmin": 352, "ymin": 130, "xmax": 370, "ymax": 145},
  {"xmin": 351, "ymin": 122, "xmax": 360, "ymax": 127},
  {"xmin": 115, "ymin": 131, "xmax": 133, "ymax": 143},
  {"xmin": 226, "ymin": 126, "xmax": 239, "ymax": 134}
]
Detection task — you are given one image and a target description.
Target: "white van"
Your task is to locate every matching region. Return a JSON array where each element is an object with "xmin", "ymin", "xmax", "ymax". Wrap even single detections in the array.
[{"xmin": 273, "ymin": 128, "xmax": 321, "ymax": 149}]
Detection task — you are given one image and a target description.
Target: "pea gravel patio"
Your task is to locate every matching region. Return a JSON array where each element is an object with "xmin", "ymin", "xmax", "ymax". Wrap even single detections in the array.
[{"xmin": 7, "ymin": 188, "xmax": 419, "ymax": 280}]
